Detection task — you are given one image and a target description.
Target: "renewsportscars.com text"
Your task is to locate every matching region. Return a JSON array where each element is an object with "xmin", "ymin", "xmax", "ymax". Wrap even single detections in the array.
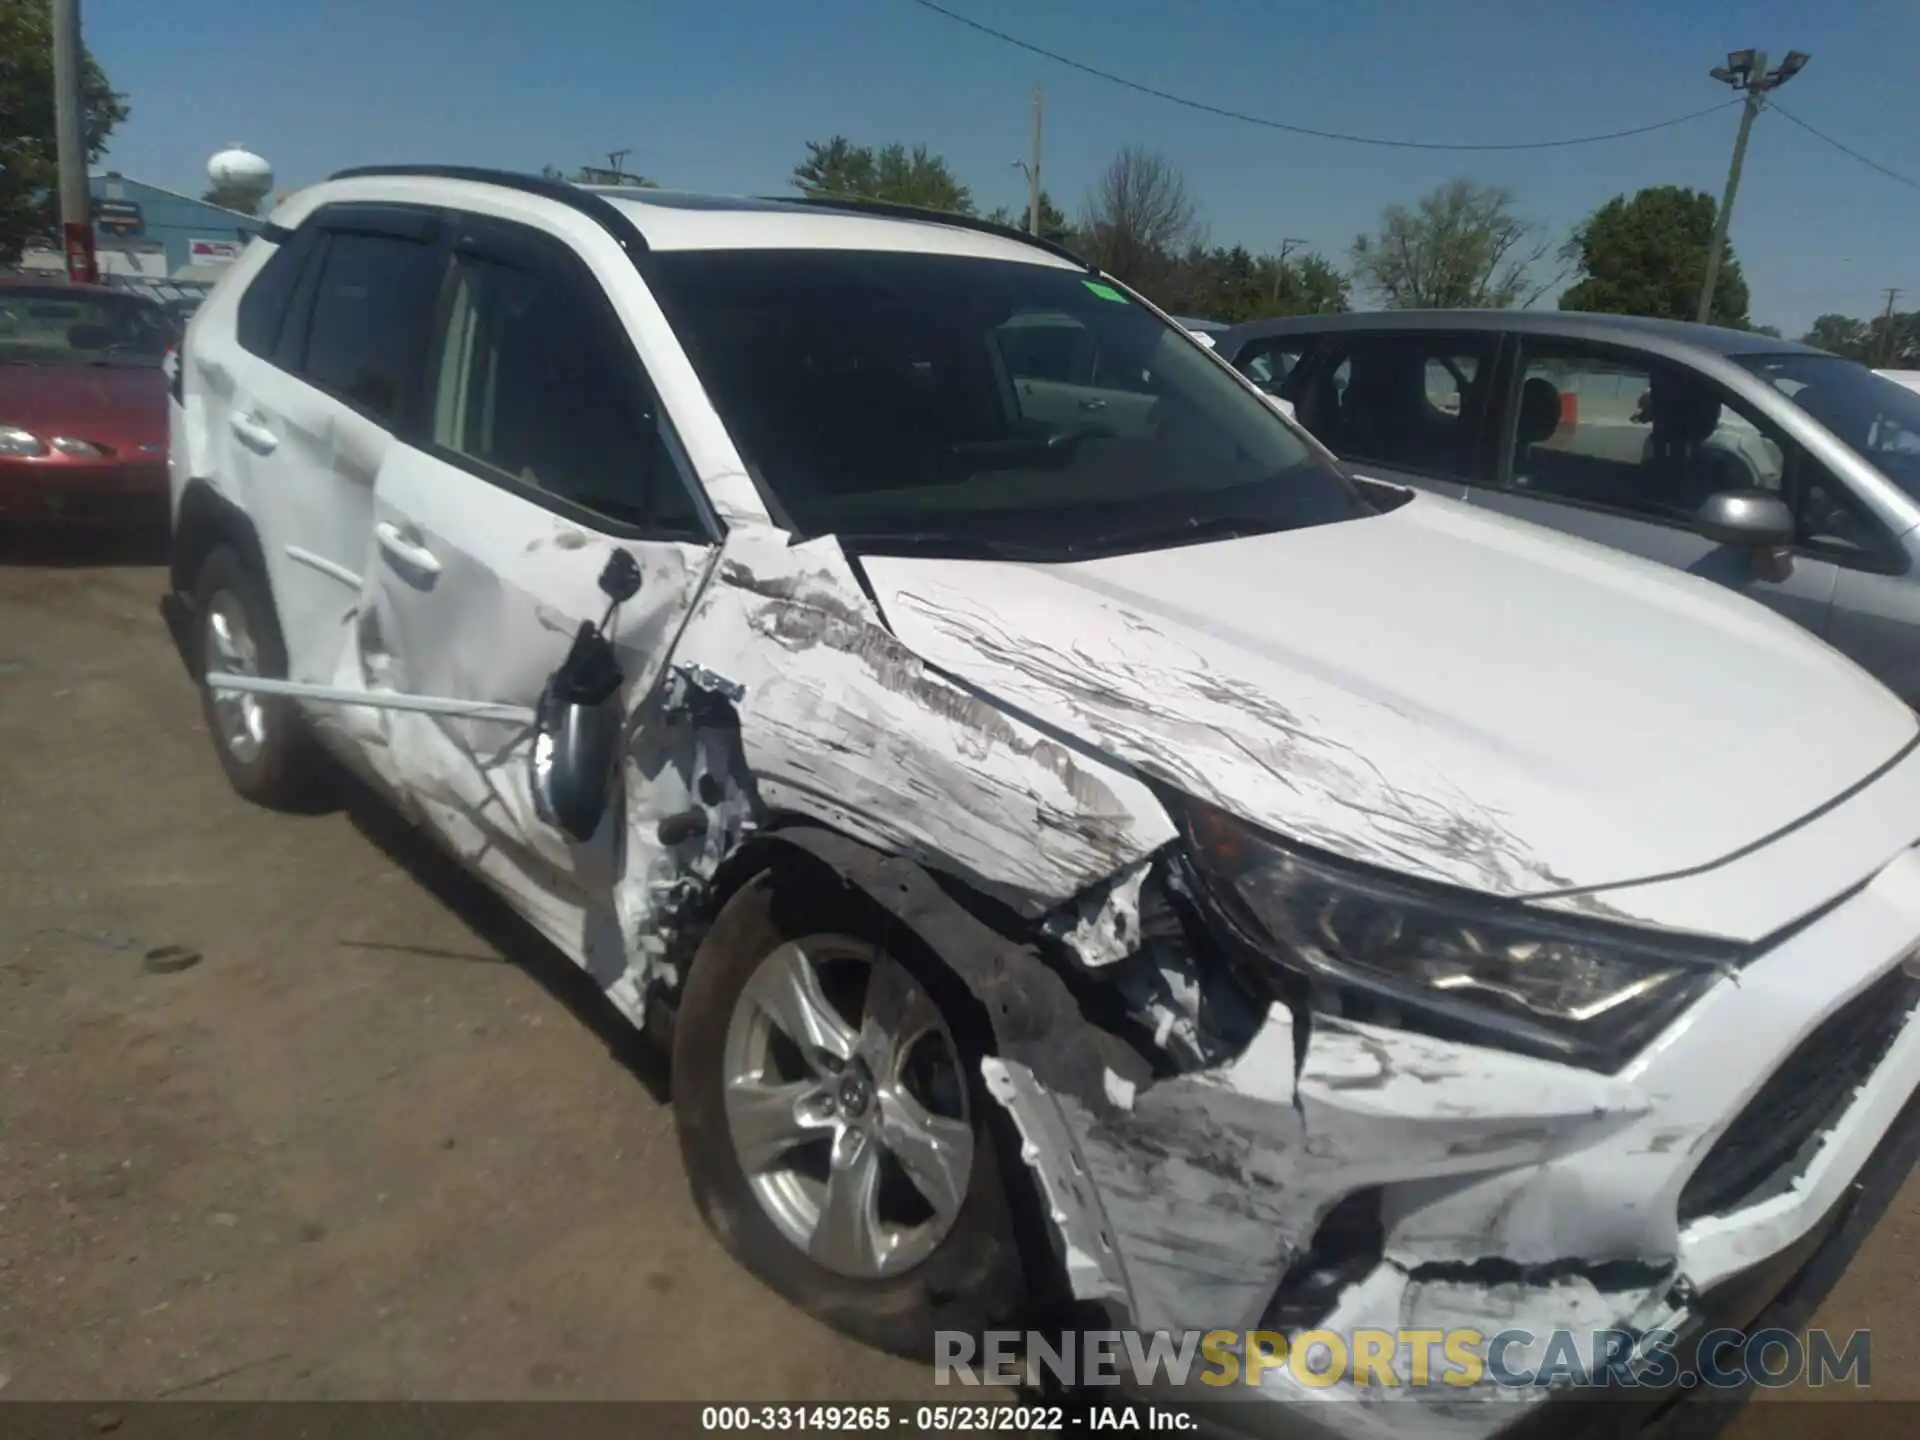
[{"xmin": 936, "ymin": 1326, "xmax": 1871, "ymax": 1391}]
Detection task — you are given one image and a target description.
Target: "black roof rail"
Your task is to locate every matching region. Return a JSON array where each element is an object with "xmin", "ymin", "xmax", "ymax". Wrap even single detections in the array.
[
  {"xmin": 325, "ymin": 164, "xmax": 649, "ymax": 255},
  {"xmin": 769, "ymin": 193, "xmax": 1094, "ymax": 271}
]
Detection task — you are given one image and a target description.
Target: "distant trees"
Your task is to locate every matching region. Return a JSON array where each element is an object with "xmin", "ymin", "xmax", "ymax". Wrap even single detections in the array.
[
  {"xmin": 1559, "ymin": 185, "xmax": 1749, "ymax": 329},
  {"xmin": 1801, "ymin": 311, "xmax": 1920, "ymax": 368},
  {"xmin": 0, "ymin": 0, "xmax": 130, "ymax": 264},
  {"xmin": 1071, "ymin": 146, "xmax": 1345, "ymax": 319},
  {"xmin": 1350, "ymin": 179, "xmax": 1553, "ymax": 309},
  {"xmin": 791, "ymin": 137, "xmax": 973, "ymax": 213},
  {"xmin": 986, "ymin": 190, "xmax": 1072, "ymax": 247},
  {"xmin": 1078, "ymin": 146, "xmax": 1199, "ymax": 296}
]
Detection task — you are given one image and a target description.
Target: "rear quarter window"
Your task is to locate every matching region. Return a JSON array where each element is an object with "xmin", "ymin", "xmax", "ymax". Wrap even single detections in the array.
[{"xmin": 236, "ymin": 226, "xmax": 319, "ymax": 359}]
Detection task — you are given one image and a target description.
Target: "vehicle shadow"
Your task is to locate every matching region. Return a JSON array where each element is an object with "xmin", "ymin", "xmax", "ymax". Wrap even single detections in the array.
[
  {"xmin": 0, "ymin": 519, "xmax": 170, "ymax": 568},
  {"xmin": 340, "ymin": 775, "xmax": 673, "ymax": 1106}
]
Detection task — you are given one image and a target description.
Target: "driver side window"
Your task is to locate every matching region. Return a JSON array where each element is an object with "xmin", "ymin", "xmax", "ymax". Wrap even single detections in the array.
[
  {"xmin": 1508, "ymin": 344, "xmax": 1786, "ymax": 522},
  {"xmin": 428, "ymin": 241, "xmax": 703, "ymax": 538}
]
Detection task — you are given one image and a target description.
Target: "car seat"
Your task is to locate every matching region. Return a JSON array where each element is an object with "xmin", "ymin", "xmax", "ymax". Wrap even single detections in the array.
[{"xmin": 1512, "ymin": 377, "xmax": 1562, "ymax": 485}]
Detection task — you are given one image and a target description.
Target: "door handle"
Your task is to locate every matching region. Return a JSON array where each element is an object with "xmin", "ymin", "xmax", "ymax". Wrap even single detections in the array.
[
  {"xmin": 229, "ymin": 412, "xmax": 278, "ymax": 454},
  {"xmin": 375, "ymin": 520, "xmax": 442, "ymax": 577},
  {"xmin": 1078, "ymin": 398, "xmax": 1108, "ymax": 412}
]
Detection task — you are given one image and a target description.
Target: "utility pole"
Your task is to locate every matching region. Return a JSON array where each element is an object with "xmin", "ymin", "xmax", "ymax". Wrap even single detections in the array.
[
  {"xmin": 1697, "ymin": 48, "xmax": 1810, "ymax": 324},
  {"xmin": 51, "ymin": 0, "xmax": 98, "ymax": 284},
  {"xmin": 1026, "ymin": 85, "xmax": 1044, "ymax": 236},
  {"xmin": 1879, "ymin": 287, "xmax": 1904, "ymax": 366}
]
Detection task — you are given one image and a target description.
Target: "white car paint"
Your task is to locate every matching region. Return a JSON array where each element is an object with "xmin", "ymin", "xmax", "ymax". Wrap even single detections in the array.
[{"xmin": 171, "ymin": 178, "xmax": 1920, "ymax": 1436}]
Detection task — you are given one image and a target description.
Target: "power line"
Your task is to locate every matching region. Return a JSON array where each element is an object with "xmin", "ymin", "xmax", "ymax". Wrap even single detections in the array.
[
  {"xmin": 907, "ymin": 0, "xmax": 1742, "ymax": 152},
  {"xmin": 1768, "ymin": 102, "xmax": 1920, "ymax": 191}
]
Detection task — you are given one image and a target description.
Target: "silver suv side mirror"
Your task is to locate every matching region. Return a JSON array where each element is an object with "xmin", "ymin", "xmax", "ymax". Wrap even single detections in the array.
[{"xmin": 1694, "ymin": 489, "xmax": 1794, "ymax": 549}]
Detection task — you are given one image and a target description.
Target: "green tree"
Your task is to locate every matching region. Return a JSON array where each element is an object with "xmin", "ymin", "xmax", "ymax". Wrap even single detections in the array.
[
  {"xmin": 0, "ymin": 0, "xmax": 131, "ymax": 264},
  {"xmin": 791, "ymin": 137, "xmax": 973, "ymax": 214},
  {"xmin": 1351, "ymin": 179, "xmax": 1552, "ymax": 310},
  {"xmin": 1802, "ymin": 312, "xmax": 1920, "ymax": 367},
  {"xmin": 1802, "ymin": 313, "xmax": 1872, "ymax": 360},
  {"xmin": 1558, "ymin": 185, "xmax": 1749, "ymax": 328},
  {"xmin": 1251, "ymin": 251, "xmax": 1349, "ymax": 318},
  {"xmin": 986, "ymin": 190, "xmax": 1072, "ymax": 246},
  {"xmin": 1078, "ymin": 145, "xmax": 1197, "ymax": 299}
]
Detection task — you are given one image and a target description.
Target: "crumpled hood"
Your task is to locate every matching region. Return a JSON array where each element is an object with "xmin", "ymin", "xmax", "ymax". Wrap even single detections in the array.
[{"xmin": 858, "ymin": 493, "xmax": 1918, "ymax": 906}]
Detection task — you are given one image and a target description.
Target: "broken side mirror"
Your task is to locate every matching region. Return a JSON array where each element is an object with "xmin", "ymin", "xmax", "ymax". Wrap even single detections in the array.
[{"xmin": 530, "ymin": 549, "xmax": 642, "ymax": 843}]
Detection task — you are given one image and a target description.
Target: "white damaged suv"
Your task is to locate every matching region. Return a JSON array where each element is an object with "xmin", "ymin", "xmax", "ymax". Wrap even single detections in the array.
[{"xmin": 168, "ymin": 167, "xmax": 1920, "ymax": 1432}]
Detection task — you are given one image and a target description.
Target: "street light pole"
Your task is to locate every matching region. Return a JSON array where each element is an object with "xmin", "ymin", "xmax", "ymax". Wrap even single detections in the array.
[
  {"xmin": 50, "ymin": 0, "xmax": 98, "ymax": 284},
  {"xmin": 1697, "ymin": 48, "xmax": 1809, "ymax": 324},
  {"xmin": 1027, "ymin": 85, "xmax": 1043, "ymax": 236}
]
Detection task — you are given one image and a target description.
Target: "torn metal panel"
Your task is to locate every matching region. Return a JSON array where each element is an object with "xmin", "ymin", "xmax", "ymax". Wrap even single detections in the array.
[
  {"xmin": 664, "ymin": 524, "xmax": 1177, "ymax": 908},
  {"xmin": 986, "ymin": 1002, "xmax": 1652, "ymax": 1337},
  {"xmin": 1046, "ymin": 859, "xmax": 1152, "ymax": 968}
]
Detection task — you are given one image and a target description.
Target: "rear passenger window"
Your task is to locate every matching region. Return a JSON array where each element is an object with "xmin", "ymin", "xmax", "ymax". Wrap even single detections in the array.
[
  {"xmin": 300, "ymin": 231, "xmax": 441, "ymax": 423},
  {"xmin": 1234, "ymin": 337, "xmax": 1308, "ymax": 393},
  {"xmin": 236, "ymin": 226, "xmax": 319, "ymax": 359},
  {"xmin": 427, "ymin": 247, "xmax": 702, "ymax": 537},
  {"xmin": 1301, "ymin": 333, "xmax": 1498, "ymax": 481}
]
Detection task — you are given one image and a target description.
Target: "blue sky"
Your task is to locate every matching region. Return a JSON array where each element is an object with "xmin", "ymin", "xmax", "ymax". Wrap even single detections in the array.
[{"xmin": 86, "ymin": 0, "xmax": 1920, "ymax": 336}]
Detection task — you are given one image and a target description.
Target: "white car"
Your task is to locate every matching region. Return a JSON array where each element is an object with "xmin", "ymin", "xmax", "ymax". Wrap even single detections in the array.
[{"xmin": 168, "ymin": 169, "xmax": 1920, "ymax": 1433}]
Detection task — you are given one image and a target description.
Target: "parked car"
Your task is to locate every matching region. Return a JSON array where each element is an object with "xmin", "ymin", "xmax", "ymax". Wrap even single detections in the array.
[
  {"xmin": 1216, "ymin": 311, "xmax": 1920, "ymax": 701},
  {"xmin": 1173, "ymin": 315, "xmax": 1230, "ymax": 348},
  {"xmin": 170, "ymin": 170, "xmax": 1920, "ymax": 1434},
  {"xmin": 1877, "ymin": 367, "xmax": 1920, "ymax": 398},
  {"xmin": 0, "ymin": 277, "xmax": 172, "ymax": 525}
]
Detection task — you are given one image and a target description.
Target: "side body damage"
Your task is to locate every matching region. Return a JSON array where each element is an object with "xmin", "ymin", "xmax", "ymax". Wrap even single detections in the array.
[{"xmin": 260, "ymin": 507, "xmax": 1714, "ymax": 1394}]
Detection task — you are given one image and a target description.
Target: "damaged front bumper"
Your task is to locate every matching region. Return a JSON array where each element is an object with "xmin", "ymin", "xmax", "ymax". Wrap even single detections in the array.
[{"xmin": 987, "ymin": 845, "xmax": 1920, "ymax": 1439}]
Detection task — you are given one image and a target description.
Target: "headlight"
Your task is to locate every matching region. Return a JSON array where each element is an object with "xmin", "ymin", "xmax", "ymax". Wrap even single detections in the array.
[
  {"xmin": 50, "ymin": 436, "xmax": 104, "ymax": 457},
  {"xmin": 1180, "ymin": 799, "xmax": 1739, "ymax": 1071},
  {"xmin": 0, "ymin": 425, "xmax": 47, "ymax": 457}
]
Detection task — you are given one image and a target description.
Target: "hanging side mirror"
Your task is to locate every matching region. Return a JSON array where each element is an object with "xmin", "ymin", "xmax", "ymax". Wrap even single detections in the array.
[{"xmin": 531, "ymin": 549, "xmax": 642, "ymax": 842}]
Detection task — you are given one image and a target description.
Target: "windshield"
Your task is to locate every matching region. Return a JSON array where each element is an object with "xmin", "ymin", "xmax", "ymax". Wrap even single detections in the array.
[
  {"xmin": 1732, "ymin": 351, "xmax": 1920, "ymax": 500},
  {"xmin": 647, "ymin": 249, "xmax": 1364, "ymax": 557},
  {"xmin": 0, "ymin": 287, "xmax": 171, "ymax": 368}
]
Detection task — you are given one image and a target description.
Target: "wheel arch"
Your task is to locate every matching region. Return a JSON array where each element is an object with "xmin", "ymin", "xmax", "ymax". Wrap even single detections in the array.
[
  {"xmin": 171, "ymin": 478, "xmax": 273, "ymax": 602},
  {"xmin": 688, "ymin": 821, "xmax": 1150, "ymax": 1108}
]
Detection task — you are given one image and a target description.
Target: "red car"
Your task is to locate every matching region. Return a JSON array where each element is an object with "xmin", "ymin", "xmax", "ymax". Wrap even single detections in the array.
[{"xmin": 0, "ymin": 277, "xmax": 172, "ymax": 525}]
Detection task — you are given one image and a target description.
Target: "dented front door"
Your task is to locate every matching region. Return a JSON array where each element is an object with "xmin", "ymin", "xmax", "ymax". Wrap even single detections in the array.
[{"xmin": 360, "ymin": 214, "xmax": 720, "ymax": 960}]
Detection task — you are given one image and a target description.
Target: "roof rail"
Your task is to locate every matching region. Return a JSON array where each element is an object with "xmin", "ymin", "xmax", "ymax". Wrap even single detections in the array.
[
  {"xmin": 769, "ymin": 193, "xmax": 1093, "ymax": 271},
  {"xmin": 324, "ymin": 164, "xmax": 649, "ymax": 255}
]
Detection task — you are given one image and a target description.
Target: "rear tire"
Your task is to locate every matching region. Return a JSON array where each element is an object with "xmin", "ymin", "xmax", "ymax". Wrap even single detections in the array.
[
  {"xmin": 672, "ymin": 869, "xmax": 1029, "ymax": 1360},
  {"xmin": 191, "ymin": 544, "xmax": 330, "ymax": 810}
]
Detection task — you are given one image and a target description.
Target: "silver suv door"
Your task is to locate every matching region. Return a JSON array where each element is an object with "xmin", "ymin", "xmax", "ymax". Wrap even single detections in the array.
[
  {"xmin": 1466, "ymin": 336, "xmax": 1839, "ymax": 641},
  {"xmin": 1260, "ymin": 329, "xmax": 1501, "ymax": 499}
]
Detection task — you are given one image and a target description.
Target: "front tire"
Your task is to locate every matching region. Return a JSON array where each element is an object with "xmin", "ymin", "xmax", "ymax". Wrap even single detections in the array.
[
  {"xmin": 672, "ymin": 870, "xmax": 1028, "ymax": 1359},
  {"xmin": 191, "ymin": 544, "xmax": 328, "ymax": 810}
]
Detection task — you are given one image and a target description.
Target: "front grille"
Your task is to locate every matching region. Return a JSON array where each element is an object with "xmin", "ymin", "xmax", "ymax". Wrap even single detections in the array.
[{"xmin": 1678, "ymin": 963, "xmax": 1919, "ymax": 1224}]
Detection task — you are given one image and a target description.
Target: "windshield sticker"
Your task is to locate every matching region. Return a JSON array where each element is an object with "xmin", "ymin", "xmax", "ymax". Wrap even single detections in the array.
[{"xmin": 1083, "ymin": 281, "xmax": 1128, "ymax": 304}]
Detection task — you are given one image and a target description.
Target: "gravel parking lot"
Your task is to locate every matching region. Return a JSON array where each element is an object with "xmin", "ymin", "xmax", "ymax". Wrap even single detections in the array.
[{"xmin": 1, "ymin": 539, "xmax": 1914, "ymax": 1433}]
